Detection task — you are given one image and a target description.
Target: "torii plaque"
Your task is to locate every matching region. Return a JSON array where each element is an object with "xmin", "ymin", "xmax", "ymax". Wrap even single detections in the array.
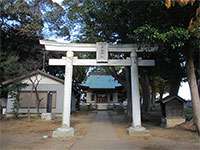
[{"xmin": 96, "ymin": 42, "xmax": 108, "ymax": 63}]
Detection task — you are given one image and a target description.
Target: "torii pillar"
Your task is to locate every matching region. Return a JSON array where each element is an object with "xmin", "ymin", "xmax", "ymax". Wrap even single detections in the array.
[
  {"xmin": 127, "ymin": 50, "xmax": 147, "ymax": 135},
  {"xmin": 52, "ymin": 51, "xmax": 75, "ymax": 137}
]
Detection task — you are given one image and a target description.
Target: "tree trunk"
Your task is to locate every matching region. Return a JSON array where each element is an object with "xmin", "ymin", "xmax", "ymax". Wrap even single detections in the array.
[
  {"xmin": 76, "ymin": 95, "xmax": 81, "ymax": 111},
  {"xmin": 185, "ymin": 48, "xmax": 200, "ymax": 135},
  {"xmin": 169, "ymin": 78, "xmax": 181, "ymax": 96},
  {"xmin": 150, "ymin": 79, "xmax": 156, "ymax": 109},
  {"xmin": 35, "ymin": 87, "xmax": 40, "ymax": 117},
  {"xmin": 36, "ymin": 101, "xmax": 40, "ymax": 117},
  {"xmin": 28, "ymin": 86, "xmax": 34, "ymax": 121},
  {"xmin": 198, "ymin": 79, "xmax": 200, "ymax": 96},
  {"xmin": 159, "ymin": 84, "xmax": 165, "ymax": 117},
  {"xmin": 108, "ymin": 66, "xmax": 132, "ymax": 119},
  {"xmin": 159, "ymin": 85, "xmax": 165, "ymax": 101},
  {"xmin": 125, "ymin": 67, "xmax": 132, "ymax": 121},
  {"xmin": 141, "ymin": 73, "xmax": 151, "ymax": 113}
]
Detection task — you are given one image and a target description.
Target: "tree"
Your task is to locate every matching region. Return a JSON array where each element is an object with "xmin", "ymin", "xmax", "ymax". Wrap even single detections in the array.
[
  {"xmin": 0, "ymin": 53, "xmax": 24, "ymax": 115},
  {"xmin": 65, "ymin": 0, "xmax": 200, "ymax": 134},
  {"xmin": 29, "ymin": 74, "xmax": 43, "ymax": 117},
  {"xmin": 164, "ymin": 0, "xmax": 200, "ymax": 135},
  {"xmin": 0, "ymin": 0, "xmax": 82, "ymax": 119},
  {"xmin": 0, "ymin": 54, "xmax": 24, "ymax": 83},
  {"xmin": 0, "ymin": 0, "xmax": 70, "ymax": 80},
  {"xmin": 133, "ymin": 1, "xmax": 200, "ymax": 134},
  {"xmin": 0, "ymin": 0, "xmax": 75, "ymax": 101}
]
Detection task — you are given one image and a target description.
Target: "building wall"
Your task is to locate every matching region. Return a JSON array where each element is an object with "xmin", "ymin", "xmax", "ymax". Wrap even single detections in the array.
[
  {"xmin": 21, "ymin": 74, "xmax": 62, "ymax": 85},
  {"xmin": 85, "ymin": 92, "xmax": 119, "ymax": 104},
  {"xmin": 166, "ymin": 100, "xmax": 184, "ymax": 117},
  {"xmin": 6, "ymin": 84, "xmax": 64, "ymax": 114}
]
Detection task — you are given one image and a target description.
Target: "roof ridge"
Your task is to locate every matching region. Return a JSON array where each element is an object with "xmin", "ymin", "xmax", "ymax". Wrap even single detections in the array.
[{"xmin": 2, "ymin": 70, "xmax": 64, "ymax": 85}]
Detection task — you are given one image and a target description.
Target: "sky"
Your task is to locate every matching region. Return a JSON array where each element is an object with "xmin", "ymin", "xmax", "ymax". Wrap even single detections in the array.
[
  {"xmin": 178, "ymin": 82, "xmax": 191, "ymax": 100},
  {"xmin": 52, "ymin": 0, "xmax": 192, "ymax": 101},
  {"xmin": 52, "ymin": 0, "xmax": 63, "ymax": 5}
]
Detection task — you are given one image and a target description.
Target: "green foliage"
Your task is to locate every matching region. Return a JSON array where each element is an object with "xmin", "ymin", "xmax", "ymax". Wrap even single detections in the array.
[
  {"xmin": 1, "ymin": 0, "xmax": 42, "ymax": 35},
  {"xmin": 133, "ymin": 25, "xmax": 190, "ymax": 49},
  {"xmin": 0, "ymin": 53, "xmax": 23, "ymax": 82},
  {"xmin": 73, "ymin": 66, "xmax": 88, "ymax": 82},
  {"xmin": 1, "ymin": 0, "xmax": 69, "ymax": 37},
  {"xmin": 163, "ymin": 27, "xmax": 190, "ymax": 49},
  {"xmin": 64, "ymin": 0, "xmax": 164, "ymax": 43},
  {"xmin": 133, "ymin": 25, "xmax": 162, "ymax": 44},
  {"xmin": 0, "ymin": 0, "xmax": 72, "ymax": 86},
  {"xmin": 1, "ymin": 0, "xmax": 199, "ymax": 100},
  {"xmin": 64, "ymin": 0, "xmax": 198, "ymax": 42}
]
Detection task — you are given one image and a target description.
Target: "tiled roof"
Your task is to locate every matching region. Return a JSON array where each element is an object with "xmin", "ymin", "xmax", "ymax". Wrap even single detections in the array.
[
  {"xmin": 81, "ymin": 75, "xmax": 121, "ymax": 89},
  {"xmin": 159, "ymin": 95, "xmax": 186, "ymax": 104}
]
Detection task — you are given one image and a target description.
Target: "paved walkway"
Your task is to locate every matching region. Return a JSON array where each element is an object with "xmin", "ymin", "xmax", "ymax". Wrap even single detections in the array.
[
  {"xmin": 71, "ymin": 111, "xmax": 200, "ymax": 150},
  {"xmin": 71, "ymin": 111, "xmax": 136, "ymax": 150}
]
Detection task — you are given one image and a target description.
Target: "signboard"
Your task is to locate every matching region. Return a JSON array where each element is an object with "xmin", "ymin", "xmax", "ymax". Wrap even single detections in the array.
[{"xmin": 96, "ymin": 42, "xmax": 108, "ymax": 63}]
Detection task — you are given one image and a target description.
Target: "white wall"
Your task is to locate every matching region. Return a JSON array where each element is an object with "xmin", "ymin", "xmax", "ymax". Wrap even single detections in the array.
[
  {"xmin": 6, "ymin": 84, "xmax": 64, "ymax": 114},
  {"xmin": 21, "ymin": 74, "xmax": 62, "ymax": 85}
]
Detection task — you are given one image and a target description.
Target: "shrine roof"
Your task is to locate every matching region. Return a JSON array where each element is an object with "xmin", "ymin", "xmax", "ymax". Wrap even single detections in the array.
[
  {"xmin": 158, "ymin": 95, "xmax": 186, "ymax": 104},
  {"xmin": 81, "ymin": 75, "xmax": 122, "ymax": 89}
]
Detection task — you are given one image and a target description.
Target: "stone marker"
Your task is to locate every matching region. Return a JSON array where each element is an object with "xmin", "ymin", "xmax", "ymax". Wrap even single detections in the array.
[{"xmin": 41, "ymin": 113, "xmax": 55, "ymax": 121}]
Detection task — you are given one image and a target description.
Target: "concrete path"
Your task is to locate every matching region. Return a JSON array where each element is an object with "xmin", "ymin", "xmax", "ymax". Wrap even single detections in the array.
[{"xmin": 71, "ymin": 111, "xmax": 136, "ymax": 150}]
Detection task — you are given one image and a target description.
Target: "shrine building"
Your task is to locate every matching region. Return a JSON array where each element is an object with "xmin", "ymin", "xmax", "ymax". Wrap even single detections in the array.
[{"xmin": 81, "ymin": 71, "xmax": 125, "ymax": 110}]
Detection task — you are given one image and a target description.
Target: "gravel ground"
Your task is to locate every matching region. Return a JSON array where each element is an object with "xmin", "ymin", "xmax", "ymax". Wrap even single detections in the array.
[{"xmin": 0, "ymin": 111, "xmax": 199, "ymax": 150}]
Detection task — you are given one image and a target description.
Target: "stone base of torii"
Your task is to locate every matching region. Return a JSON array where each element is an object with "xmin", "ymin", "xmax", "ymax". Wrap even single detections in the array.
[{"xmin": 40, "ymin": 41, "xmax": 155, "ymax": 137}]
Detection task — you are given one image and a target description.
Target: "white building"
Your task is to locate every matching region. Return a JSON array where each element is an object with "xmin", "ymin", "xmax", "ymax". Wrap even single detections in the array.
[{"xmin": 2, "ymin": 70, "xmax": 77, "ymax": 116}]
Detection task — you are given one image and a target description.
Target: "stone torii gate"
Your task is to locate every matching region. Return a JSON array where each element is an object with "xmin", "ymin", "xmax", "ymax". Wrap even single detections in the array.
[{"xmin": 40, "ymin": 40, "xmax": 155, "ymax": 137}]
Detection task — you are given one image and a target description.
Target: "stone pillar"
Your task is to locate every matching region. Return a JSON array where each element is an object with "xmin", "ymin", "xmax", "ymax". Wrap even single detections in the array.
[
  {"xmin": 52, "ymin": 51, "xmax": 74, "ymax": 137},
  {"xmin": 86, "ymin": 92, "xmax": 92, "ymax": 103},
  {"xmin": 113, "ymin": 93, "xmax": 118, "ymax": 102},
  {"xmin": 94, "ymin": 93, "xmax": 97, "ymax": 102},
  {"xmin": 128, "ymin": 51, "xmax": 146, "ymax": 135},
  {"xmin": 94, "ymin": 93, "xmax": 98, "ymax": 109},
  {"xmin": 107, "ymin": 94, "xmax": 110, "ymax": 103}
]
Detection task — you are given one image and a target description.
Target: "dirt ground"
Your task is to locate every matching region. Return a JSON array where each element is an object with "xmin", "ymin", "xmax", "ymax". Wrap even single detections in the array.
[
  {"xmin": 0, "ymin": 112, "xmax": 94, "ymax": 150},
  {"xmin": 0, "ymin": 111, "xmax": 199, "ymax": 150}
]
